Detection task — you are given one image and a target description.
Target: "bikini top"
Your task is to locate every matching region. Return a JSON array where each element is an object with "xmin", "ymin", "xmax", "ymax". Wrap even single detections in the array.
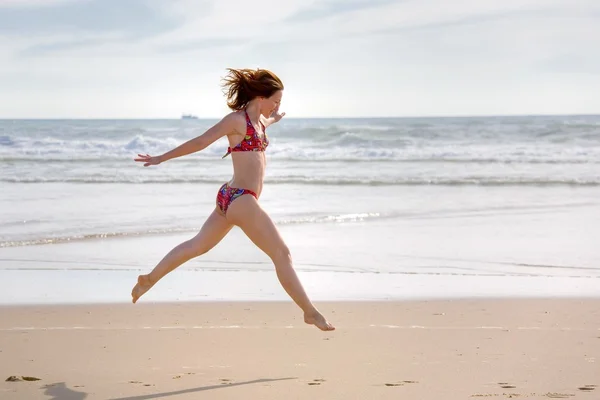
[{"xmin": 222, "ymin": 110, "xmax": 269, "ymax": 158}]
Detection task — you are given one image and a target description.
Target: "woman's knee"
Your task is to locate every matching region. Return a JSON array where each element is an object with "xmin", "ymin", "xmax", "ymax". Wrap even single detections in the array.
[{"xmin": 270, "ymin": 245, "xmax": 292, "ymax": 264}]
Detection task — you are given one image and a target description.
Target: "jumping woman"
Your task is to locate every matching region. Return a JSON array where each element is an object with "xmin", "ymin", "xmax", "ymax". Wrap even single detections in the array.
[{"xmin": 131, "ymin": 68, "xmax": 335, "ymax": 331}]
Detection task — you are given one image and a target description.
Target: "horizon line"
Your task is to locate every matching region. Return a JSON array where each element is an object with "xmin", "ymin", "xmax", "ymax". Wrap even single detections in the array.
[{"xmin": 1, "ymin": 113, "xmax": 600, "ymax": 120}]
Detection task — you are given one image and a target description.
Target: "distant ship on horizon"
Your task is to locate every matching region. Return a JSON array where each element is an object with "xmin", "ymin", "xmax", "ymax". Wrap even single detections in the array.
[{"xmin": 181, "ymin": 114, "xmax": 198, "ymax": 119}]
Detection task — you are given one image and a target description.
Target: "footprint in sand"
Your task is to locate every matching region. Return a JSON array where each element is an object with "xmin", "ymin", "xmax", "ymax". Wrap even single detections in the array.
[
  {"xmin": 578, "ymin": 385, "xmax": 596, "ymax": 391},
  {"xmin": 498, "ymin": 383, "xmax": 516, "ymax": 389},
  {"xmin": 385, "ymin": 381, "xmax": 418, "ymax": 387},
  {"xmin": 5, "ymin": 376, "xmax": 41, "ymax": 382},
  {"xmin": 128, "ymin": 380, "xmax": 153, "ymax": 387}
]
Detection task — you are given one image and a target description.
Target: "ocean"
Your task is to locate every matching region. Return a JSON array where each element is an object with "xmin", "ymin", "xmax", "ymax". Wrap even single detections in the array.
[{"xmin": 1, "ymin": 116, "xmax": 599, "ymax": 304}]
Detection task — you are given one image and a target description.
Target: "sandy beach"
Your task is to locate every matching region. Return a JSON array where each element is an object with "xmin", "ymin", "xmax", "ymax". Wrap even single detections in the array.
[{"xmin": 1, "ymin": 299, "xmax": 598, "ymax": 399}]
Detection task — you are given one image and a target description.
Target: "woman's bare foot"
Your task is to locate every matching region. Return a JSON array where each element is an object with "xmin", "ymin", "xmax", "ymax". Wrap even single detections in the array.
[
  {"xmin": 131, "ymin": 274, "xmax": 154, "ymax": 303},
  {"xmin": 304, "ymin": 311, "xmax": 335, "ymax": 331}
]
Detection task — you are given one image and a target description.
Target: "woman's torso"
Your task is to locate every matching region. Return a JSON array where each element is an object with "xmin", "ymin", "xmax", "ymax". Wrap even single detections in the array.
[{"xmin": 224, "ymin": 110, "xmax": 269, "ymax": 197}]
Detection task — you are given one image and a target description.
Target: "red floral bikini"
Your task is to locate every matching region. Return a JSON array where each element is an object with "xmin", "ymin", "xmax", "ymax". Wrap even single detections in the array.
[
  {"xmin": 222, "ymin": 110, "xmax": 269, "ymax": 158},
  {"xmin": 216, "ymin": 109, "xmax": 269, "ymax": 215}
]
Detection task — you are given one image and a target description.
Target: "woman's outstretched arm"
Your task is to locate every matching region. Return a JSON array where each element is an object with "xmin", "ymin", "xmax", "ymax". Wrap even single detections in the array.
[{"xmin": 134, "ymin": 112, "xmax": 240, "ymax": 166}]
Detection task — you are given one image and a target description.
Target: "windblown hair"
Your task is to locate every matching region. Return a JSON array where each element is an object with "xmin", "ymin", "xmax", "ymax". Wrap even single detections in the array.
[{"xmin": 221, "ymin": 68, "xmax": 284, "ymax": 111}]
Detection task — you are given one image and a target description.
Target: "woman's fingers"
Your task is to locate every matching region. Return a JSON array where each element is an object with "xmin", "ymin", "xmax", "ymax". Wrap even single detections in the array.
[
  {"xmin": 135, "ymin": 154, "xmax": 152, "ymax": 162},
  {"xmin": 134, "ymin": 153, "xmax": 157, "ymax": 167}
]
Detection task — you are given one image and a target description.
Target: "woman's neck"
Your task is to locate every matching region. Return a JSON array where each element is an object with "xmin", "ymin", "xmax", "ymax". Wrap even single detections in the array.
[{"xmin": 245, "ymin": 100, "xmax": 262, "ymax": 123}]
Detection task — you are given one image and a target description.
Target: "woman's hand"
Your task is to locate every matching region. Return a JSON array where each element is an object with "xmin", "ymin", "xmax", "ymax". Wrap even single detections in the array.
[
  {"xmin": 269, "ymin": 105, "xmax": 286, "ymax": 124},
  {"xmin": 134, "ymin": 154, "xmax": 162, "ymax": 167}
]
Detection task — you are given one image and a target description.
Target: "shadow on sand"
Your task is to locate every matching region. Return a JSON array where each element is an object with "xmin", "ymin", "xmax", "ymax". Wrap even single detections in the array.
[
  {"xmin": 43, "ymin": 382, "xmax": 88, "ymax": 400},
  {"xmin": 110, "ymin": 378, "xmax": 296, "ymax": 400}
]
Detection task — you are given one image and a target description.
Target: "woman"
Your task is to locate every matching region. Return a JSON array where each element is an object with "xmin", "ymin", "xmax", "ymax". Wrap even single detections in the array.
[{"xmin": 131, "ymin": 68, "xmax": 334, "ymax": 331}]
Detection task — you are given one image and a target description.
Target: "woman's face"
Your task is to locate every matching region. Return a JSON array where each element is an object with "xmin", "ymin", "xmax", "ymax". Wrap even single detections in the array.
[{"xmin": 261, "ymin": 90, "xmax": 283, "ymax": 117}]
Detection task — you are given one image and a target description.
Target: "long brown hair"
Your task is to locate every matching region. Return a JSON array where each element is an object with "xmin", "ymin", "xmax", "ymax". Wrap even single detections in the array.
[{"xmin": 221, "ymin": 68, "xmax": 284, "ymax": 111}]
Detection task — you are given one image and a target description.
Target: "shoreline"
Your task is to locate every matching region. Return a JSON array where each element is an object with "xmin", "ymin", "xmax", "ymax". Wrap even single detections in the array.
[
  {"xmin": 1, "ymin": 268, "xmax": 599, "ymax": 306},
  {"xmin": 3, "ymin": 293, "xmax": 600, "ymax": 309}
]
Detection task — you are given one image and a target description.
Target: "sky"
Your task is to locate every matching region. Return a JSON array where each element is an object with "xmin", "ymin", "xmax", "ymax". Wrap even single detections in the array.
[{"xmin": 0, "ymin": 0, "xmax": 599, "ymax": 118}]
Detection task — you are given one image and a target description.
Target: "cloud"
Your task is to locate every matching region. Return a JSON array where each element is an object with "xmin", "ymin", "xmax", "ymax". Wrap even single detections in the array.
[
  {"xmin": 285, "ymin": 0, "xmax": 401, "ymax": 22},
  {"xmin": 541, "ymin": 53, "xmax": 600, "ymax": 76},
  {"xmin": 0, "ymin": 0, "xmax": 181, "ymax": 39},
  {"xmin": 20, "ymin": 36, "xmax": 115, "ymax": 56},
  {"xmin": 276, "ymin": 0, "xmax": 588, "ymax": 42},
  {"xmin": 157, "ymin": 38, "xmax": 246, "ymax": 53},
  {"xmin": 365, "ymin": 4, "xmax": 596, "ymax": 37},
  {"xmin": 0, "ymin": 0, "xmax": 78, "ymax": 7},
  {"xmin": 368, "ymin": 10, "xmax": 533, "ymax": 35}
]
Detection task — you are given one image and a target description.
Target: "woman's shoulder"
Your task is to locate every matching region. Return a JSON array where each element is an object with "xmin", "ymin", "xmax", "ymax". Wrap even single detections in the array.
[
  {"xmin": 222, "ymin": 110, "xmax": 247, "ymax": 135},
  {"xmin": 223, "ymin": 109, "xmax": 246, "ymax": 120}
]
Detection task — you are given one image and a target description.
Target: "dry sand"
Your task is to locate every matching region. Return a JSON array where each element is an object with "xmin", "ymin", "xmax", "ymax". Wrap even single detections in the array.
[{"xmin": 0, "ymin": 299, "xmax": 599, "ymax": 399}]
